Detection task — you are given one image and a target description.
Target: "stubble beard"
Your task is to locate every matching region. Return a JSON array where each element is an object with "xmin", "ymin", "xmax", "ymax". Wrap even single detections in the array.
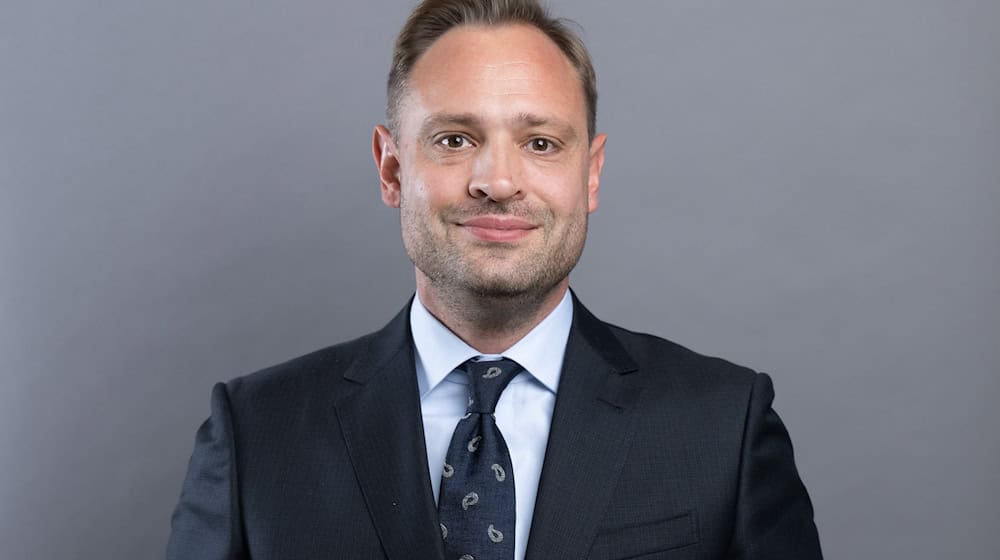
[{"xmin": 400, "ymin": 197, "xmax": 587, "ymax": 323}]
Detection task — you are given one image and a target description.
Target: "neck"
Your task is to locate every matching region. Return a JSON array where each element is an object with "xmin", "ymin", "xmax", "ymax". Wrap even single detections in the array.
[{"xmin": 415, "ymin": 272, "xmax": 569, "ymax": 355}]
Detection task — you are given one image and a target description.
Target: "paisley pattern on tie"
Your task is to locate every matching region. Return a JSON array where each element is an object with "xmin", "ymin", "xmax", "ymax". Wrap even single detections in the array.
[
  {"xmin": 461, "ymin": 492, "xmax": 480, "ymax": 510},
  {"xmin": 491, "ymin": 464, "xmax": 506, "ymax": 482},
  {"xmin": 487, "ymin": 524, "xmax": 504, "ymax": 543},
  {"xmin": 437, "ymin": 358, "xmax": 522, "ymax": 560}
]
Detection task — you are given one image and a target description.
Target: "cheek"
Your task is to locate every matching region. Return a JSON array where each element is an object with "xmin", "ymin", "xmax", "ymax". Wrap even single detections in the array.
[
  {"xmin": 404, "ymin": 158, "xmax": 469, "ymax": 204},
  {"xmin": 399, "ymin": 163, "xmax": 431, "ymax": 207},
  {"xmin": 399, "ymin": 172, "xmax": 465, "ymax": 232},
  {"xmin": 532, "ymin": 170, "xmax": 590, "ymax": 216}
]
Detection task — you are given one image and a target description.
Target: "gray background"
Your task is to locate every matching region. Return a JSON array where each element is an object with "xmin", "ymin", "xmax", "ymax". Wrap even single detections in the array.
[{"xmin": 2, "ymin": 0, "xmax": 997, "ymax": 558}]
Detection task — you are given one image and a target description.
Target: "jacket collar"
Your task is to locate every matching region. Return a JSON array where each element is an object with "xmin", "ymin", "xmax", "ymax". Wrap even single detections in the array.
[
  {"xmin": 334, "ymin": 292, "xmax": 643, "ymax": 560},
  {"xmin": 334, "ymin": 298, "xmax": 446, "ymax": 560},
  {"xmin": 524, "ymin": 291, "xmax": 644, "ymax": 559}
]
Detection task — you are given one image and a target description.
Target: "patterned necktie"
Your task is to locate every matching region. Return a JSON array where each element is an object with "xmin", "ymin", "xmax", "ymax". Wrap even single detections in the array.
[{"xmin": 438, "ymin": 358, "xmax": 522, "ymax": 560}]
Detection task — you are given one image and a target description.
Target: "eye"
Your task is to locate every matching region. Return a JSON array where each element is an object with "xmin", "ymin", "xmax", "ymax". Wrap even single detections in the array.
[
  {"xmin": 527, "ymin": 137, "xmax": 556, "ymax": 153},
  {"xmin": 438, "ymin": 134, "xmax": 471, "ymax": 149}
]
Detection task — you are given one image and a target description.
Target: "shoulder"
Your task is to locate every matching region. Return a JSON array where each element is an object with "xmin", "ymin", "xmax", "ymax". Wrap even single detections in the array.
[
  {"xmin": 217, "ymin": 302, "xmax": 412, "ymax": 412},
  {"xmin": 594, "ymin": 321, "xmax": 774, "ymax": 451},
  {"xmin": 219, "ymin": 329, "xmax": 381, "ymax": 414},
  {"xmin": 603, "ymin": 321, "xmax": 761, "ymax": 397}
]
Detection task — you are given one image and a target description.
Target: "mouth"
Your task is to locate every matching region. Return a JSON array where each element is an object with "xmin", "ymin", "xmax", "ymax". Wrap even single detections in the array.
[{"xmin": 458, "ymin": 216, "xmax": 538, "ymax": 242}]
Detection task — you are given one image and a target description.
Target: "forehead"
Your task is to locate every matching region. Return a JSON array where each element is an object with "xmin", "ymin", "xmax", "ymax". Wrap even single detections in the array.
[{"xmin": 402, "ymin": 24, "xmax": 586, "ymax": 134}]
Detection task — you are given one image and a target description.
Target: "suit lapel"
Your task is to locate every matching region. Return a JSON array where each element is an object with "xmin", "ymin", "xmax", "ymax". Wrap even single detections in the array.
[
  {"xmin": 525, "ymin": 294, "xmax": 644, "ymax": 560},
  {"xmin": 333, "ymin": 302, "xmax": 446, "ymax": 560}
]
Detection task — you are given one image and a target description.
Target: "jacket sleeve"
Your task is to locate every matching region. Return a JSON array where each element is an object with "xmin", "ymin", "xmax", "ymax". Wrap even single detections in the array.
[
  {"xmin": 726, "ymin": 373, "xmax": 823, "ymax": 559},
  {"xmin": 166, "ymin": 382, "xmax": 248, "ymax": 560}
]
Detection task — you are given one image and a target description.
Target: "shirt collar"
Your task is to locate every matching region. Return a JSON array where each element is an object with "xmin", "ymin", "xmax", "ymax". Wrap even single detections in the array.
[{"xmin": 410, "ymin": 289, "xmax": 573, "ymax": 398}]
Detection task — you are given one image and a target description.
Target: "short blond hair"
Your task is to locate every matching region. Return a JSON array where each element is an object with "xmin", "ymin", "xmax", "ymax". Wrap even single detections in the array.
[{"xmin": 387, "ymin": 0, "xmax": 597, "ymax": 140}]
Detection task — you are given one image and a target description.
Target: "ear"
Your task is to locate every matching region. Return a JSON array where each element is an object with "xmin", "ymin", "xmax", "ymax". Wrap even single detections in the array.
[
  {"xmin": 586, "ymin": 133, "xmax": 607, "ymax": 213},
  {"xmin": 372, "ymin": 125, "xmax": 402, "ymax": 208}
]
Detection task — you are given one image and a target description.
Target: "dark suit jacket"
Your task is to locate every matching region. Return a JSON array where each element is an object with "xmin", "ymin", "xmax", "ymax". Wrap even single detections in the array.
[{"xmin": 167, "ymin": 294, "xmax": 822, "ymax": 559}]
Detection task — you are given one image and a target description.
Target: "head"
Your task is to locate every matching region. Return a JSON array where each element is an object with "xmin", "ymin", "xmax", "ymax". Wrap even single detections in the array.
[{"xmin": 373, "ymin": 0, "xmax": 606, "ymax": 305}]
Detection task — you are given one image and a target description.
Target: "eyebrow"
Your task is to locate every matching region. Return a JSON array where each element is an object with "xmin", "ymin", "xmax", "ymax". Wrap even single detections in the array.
[{"xmin": 419, "ymin": 112, "xmax": 579, "ymax": 143}]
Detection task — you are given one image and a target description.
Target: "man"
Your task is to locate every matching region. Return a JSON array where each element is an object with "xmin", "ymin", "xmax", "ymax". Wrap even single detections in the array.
[{"xmin": 167, "ymin": 1, "xmax": 823, "ymax": 558}]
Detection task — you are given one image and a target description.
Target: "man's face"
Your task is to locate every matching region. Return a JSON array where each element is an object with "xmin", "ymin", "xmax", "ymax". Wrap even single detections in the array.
[{"xmin": 374, "ymin": 24, "xmax": 606, "ymax": 299}]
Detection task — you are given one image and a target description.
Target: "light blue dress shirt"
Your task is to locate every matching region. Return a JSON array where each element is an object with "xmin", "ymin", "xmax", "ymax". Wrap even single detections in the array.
[{"xmin": 411, "ymin": 290, "xmax": 573, "ymax": 560}]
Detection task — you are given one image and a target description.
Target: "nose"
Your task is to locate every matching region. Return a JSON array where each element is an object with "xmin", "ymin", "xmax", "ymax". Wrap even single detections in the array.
[{"xmin": 468, "ymin": 142, "xmax": 523, "ymax": 202}]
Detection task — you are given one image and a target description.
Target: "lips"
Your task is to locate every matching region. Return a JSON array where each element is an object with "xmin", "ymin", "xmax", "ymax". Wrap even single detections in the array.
[{"xmin": 459, "ymin": 216, "xmax": 537, "ymax": 242}]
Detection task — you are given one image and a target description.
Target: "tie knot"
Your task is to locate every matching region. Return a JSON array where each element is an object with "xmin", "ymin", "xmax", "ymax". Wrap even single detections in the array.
[{"xmin": 462, "ymin": 358, "xmax": 522, "ymax": 413}]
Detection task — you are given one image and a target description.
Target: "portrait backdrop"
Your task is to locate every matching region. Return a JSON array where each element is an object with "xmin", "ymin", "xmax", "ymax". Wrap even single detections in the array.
[{"xmin": 1, "ymin": 1, "xmax": 998, "ymax": 558}]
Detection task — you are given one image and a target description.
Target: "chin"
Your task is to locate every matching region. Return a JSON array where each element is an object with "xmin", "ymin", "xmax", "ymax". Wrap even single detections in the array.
[
  {"xmin": 467, "ymin": 283, "xmax": 533, "ymax": 299},
  {"xmin": 463, "ymin": 272, "xmax": 563, "ymax": 300}
]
